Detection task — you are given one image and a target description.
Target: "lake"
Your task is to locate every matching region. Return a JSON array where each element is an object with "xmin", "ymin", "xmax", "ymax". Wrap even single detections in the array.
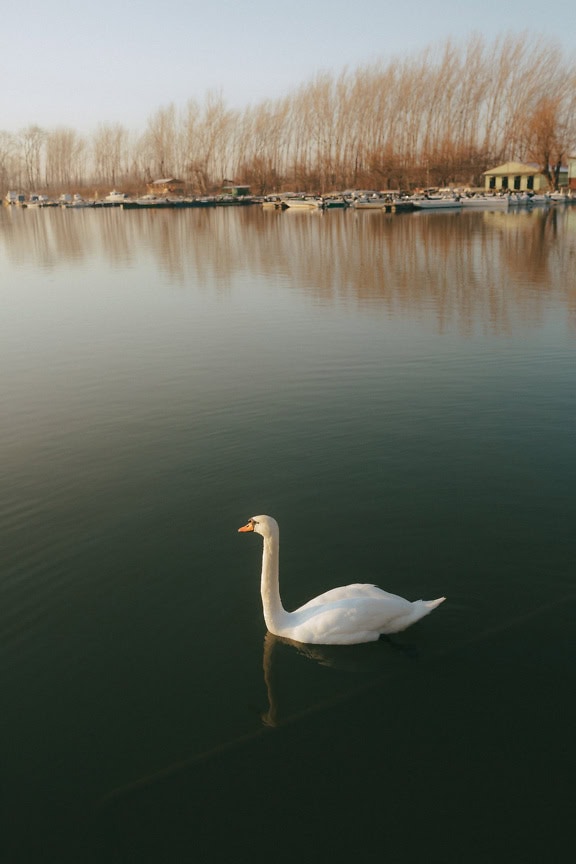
[{"xmin": 1, "ymin": 202, "xmax": 575, "ymax": 863}]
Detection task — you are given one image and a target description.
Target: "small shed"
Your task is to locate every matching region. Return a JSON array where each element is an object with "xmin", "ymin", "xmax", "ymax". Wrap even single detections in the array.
[
  {"xmin": 483, "ymin": 161, "xmax": 547, "ymax": 193},
  {"xmin": 222, "ymin": 184, "xmax": 251, "ymax": 197},
  {"xmin": 146, "ymin": 178, "xmax": 185, "ymax": 195},
  {"xmin": 4, "ymin": 191, "xmax": 25, "ymax": 205}
]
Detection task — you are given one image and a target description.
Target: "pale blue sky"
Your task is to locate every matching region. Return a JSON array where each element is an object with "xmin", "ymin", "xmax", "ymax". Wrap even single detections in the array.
[{"xmin": 2, "ymin": 0, "xmax": 574, "ymax": 133}]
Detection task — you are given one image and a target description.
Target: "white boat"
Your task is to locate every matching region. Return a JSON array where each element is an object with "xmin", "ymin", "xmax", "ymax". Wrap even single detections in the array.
[
  {"xmin": 459, "ymin": 195, "xmax": 509, "ymax": 208},
  {"xmin": 105, "ymin": 190, "xmax": 129, "ymax": 203},
  {"xmin": 283, "ymin": 196, "xmax": 324, "ymax": 210},
  {"xmin": 412, "ymin": 195, "xmax": 462, "ymax": 209},
  {"xmin": 68, "ymin": 194, "xmax": 92, "ymax": 208},
  {"xmin": 353, "ymin": 196, "xmax": 386, "ymax": 210},
  {"xmin": 528, "ymin": 193, "xmax": 552, "ymax": 206},
  {"xmin": 508, "ymin": 192, "xmax": 551, "ymax": 206}
]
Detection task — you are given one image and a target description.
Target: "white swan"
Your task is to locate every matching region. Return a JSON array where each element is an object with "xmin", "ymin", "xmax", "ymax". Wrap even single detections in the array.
[{"xmin": 239, "ymin": 515, "xmax": 445, "ymax": 645}]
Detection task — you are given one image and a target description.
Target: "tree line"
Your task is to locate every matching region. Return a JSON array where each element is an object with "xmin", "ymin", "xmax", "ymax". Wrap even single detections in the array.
[{"xmin": 1, "ymin": 34, "xmax": 575, "ymax": 195}]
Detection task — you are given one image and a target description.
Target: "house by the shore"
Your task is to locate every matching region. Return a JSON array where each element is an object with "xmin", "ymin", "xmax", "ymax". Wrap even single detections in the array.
[{"xmin": 483, "ymin": 161, "xmax": 548, "ymax": 193}]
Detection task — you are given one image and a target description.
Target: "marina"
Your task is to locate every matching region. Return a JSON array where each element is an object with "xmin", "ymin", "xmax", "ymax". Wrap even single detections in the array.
[{"xmin": 4, "ymin": 188, "xmax": 575, "ymax": 212}]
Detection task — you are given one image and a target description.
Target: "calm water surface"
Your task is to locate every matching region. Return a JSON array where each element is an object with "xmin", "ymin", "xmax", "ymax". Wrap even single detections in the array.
[{"xmin": 1, "ymin": 204, "xmax": 575, "ymax": 863}]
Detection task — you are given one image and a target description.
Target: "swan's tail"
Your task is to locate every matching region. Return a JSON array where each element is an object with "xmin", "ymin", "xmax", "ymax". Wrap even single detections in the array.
[
  {"xmin": 408, "ymin": 596, "xmax": 446, "ymax": 627},
  {"xmin": 424, "ymin": 596, "xmax": 446, "ymax": 610},
  {"xmin": 385, "ymin": 596, "xmax": 446, "ymax": 633}
]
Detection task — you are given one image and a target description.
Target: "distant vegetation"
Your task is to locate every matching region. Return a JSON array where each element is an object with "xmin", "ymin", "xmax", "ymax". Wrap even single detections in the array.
[{"xmin": 1, "ymin": 34, "xmax": 575, "ymax": 195}]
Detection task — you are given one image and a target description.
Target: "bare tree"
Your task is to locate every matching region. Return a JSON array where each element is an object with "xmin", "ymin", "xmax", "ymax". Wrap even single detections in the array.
[
  {"xmin": 20, "ymin": 125, "xmax": 45, "ymax": 189},
  {"xmin": 45, "ymin": 127, "xmax": 86, "ymax": 188},
  {"xmin": 183, "ymin": 92, "xmax": 234, "ymax": 193},
  {"xmin": 0, "ymin": 131, "xmax": 18, "ymax": 189},
  {"xmin": 92, "ymin": 123, "xmax": 130, "ymax": 187},
  {"xmin": 522, "ymin": 80, "xmax": 576, "ymax": 189},
  {"xmin": 142, "ymin": 103, "xmax": 179, "ymax": 179}
]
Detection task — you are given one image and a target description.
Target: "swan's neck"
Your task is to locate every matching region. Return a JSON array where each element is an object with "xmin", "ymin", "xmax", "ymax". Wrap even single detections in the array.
[{"xmin": 260, "ymin": 531, "xmax": 288, "ymax": 634}]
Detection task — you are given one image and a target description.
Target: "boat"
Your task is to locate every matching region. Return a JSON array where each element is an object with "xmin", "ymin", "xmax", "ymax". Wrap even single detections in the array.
[
  {"xmin": 459, "ymin": 195, "xmax": 509, "ymax": 209},
  {"xmin": 528, "ymin": 193, "xmax": 552, "ymax": 206},
  {"xmin": 323, "ymin": 196, "xmax": 348, "ymax": 209},
  {"xmin": 353, "ymin": 194, "xmax": 415, "ymax": 213},
  {"xmin": 121, "ymin": 195, "xmax": 172, "ymax": 209},
  {"xmin": 105, "ymin": 190, "xmax": 130, "ymax": 204},
  {"xmin": 411, "ymin": 194, "xmax": 462, "ymax": 210},
  {"xmin": 508, "ymin": 192, "xmax": 551, "ymax": 206},
  {"xmin": 68, "ymin": 194, "xmax": 93, "ymax": 208},
  {"xmin": 283, "ymin": 196, "xmax": 324, "ymax": 210},
  {"xmin": 353, "ymin": 196, "xmax": 387, "ymax": 210},
  {"xmin": 26, "ymin": 194, "xmax": 45, "ymax": 208}
]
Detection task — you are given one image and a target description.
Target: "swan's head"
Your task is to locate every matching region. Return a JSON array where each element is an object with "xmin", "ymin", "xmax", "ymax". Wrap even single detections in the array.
[{"xmin": 238, "ymin": 515, "xmax": 278, "ymax": 538}]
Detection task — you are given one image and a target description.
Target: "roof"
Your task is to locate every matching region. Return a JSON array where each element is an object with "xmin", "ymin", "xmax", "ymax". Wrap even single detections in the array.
[{"xmin": 483, "ymin": 161, "xmax": 542, "ymax": 176}]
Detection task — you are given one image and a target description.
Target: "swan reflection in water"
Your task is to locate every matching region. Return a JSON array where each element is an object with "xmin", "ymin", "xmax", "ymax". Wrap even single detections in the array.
[{"xmin": 261, "ymin": 630, "xmax": 419, "ymax": 728}]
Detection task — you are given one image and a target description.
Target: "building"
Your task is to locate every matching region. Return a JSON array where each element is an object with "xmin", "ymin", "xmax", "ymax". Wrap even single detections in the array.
[
  {"xmin": 4, "ymin": 191, "xmax": 26, "ymax": 205},
  {"xmin": 146, "ymin": 178, "xmax": 185, "ymax": 195},
  {"xmin": 569, "ymin": 155, "xmax": 576, "ymax": 192},
  {"xmin": 483, "ymin": 161, "xmax": 547, "ymax": 193},
  {"xmin": 221, "ymin": 183, "xmax": 251, "ymax": 197}
]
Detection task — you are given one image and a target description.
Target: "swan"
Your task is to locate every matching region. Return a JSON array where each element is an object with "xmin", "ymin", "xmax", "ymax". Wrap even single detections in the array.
[{"xmin": 238, "ymin": 515, "xmax": 445, "ymax": 645}]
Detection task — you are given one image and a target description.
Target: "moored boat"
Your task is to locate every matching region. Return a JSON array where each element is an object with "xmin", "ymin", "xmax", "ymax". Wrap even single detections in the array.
[
  {"xmin": 68, "ymin": 194, "xmax": 93, "ymax": 208},
  {"xmin": 353, "ymin": 195, "xmax": 387, "ymax": 210},
  {"xmin": 508, "ymin": 192, "xmax": 551, "ymax": 206},
  {"xmin": 323, "ymin": 196, "xmax": 347, "ymax": 209},
  {"xmin": 105, "ymin": 190, "xmax": 130, "ymax": 204},
  {"xmin": 411, "ymin": 194, "xmax": 462, "ymax": 209},
  {"xmin": 283, "ymin": 196, "xmax": 324, "ymax": 210},
  {"xmin": 459, "ymin": 195, "xmax": 509, "ymax": 208},
  {"xmin": 26, "ymin": 194, "xmax": 46, "ymax": 208},
  {"xmin": 528, "ymin": 193, "xmax": 552, "ymax": 205}
]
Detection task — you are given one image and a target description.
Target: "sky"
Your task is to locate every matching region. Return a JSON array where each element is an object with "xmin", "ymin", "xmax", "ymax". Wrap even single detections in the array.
[{"xmin": 2, "ymin": 0, "xmax": 575, "ymax": 134}]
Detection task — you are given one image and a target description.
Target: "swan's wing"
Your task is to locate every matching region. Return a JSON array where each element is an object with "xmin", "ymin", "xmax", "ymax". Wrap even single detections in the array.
[
  {"xmin": 295, "ymin": 583, "xmax": 410, "ymax": 612},
  {"xmin": 288, "ymin": 595, "xmax": 412, "ymax": 645}
]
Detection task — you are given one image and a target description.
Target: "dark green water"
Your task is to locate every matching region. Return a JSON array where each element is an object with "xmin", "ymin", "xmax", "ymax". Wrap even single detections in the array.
[{"xmin": 1, "ymin": 204, "xmax": 575, "ymax": 863}]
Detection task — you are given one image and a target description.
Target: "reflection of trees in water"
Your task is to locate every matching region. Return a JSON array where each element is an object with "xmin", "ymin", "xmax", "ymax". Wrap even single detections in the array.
[
  {"xmin": 2, "ymin": 206, "xmax": 574, "ymax": 333},
  {"xmin": 1, "ymin": 207, "xmax": 134, "ymax": 270}
]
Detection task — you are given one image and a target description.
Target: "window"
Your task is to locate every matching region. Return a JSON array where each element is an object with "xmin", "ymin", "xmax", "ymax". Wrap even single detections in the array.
[
  {"xmin": 502, "ymin": 176, "xmax": 508, "ymax": 189},
  {"xmin": 489, "ymin": 176, "xmax": 496, "ymax": 189},
  {"xmin": 527, "ymin": 175, "xmax": 534, "ymax": 190},
  {"xmin": 514, "ymin": 175, "xmax": 521, "ymax": 190}
]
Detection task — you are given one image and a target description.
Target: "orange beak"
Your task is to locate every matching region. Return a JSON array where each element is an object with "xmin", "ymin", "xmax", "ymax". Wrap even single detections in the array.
[{"xmin": 238, "ymin": 520, "xmax": 254, "ymax": 533}]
